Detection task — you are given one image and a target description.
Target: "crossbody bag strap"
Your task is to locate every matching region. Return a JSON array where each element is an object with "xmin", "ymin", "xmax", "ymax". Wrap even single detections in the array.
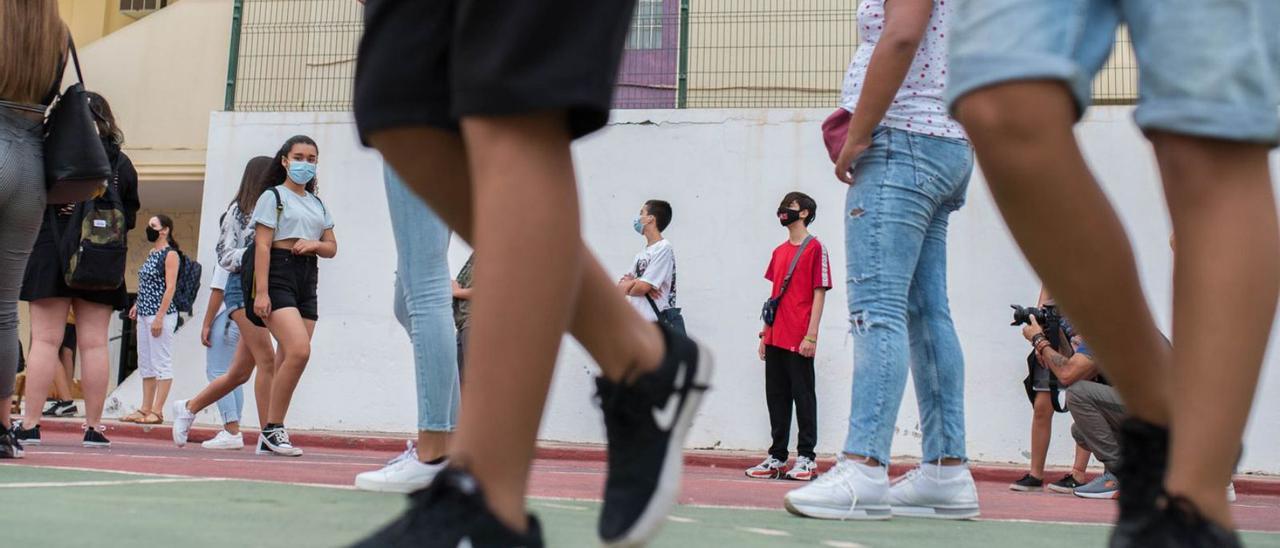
[
  {"xmin": 645, "ymin": 295, "xmax": 663, "ymax": 319},
  {"xmin": 775, "ymin": 236, "xmax": 813, "ymax": 299}
]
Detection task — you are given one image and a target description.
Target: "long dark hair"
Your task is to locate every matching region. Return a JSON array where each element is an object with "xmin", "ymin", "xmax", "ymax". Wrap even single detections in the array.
[
  {"xmin": 263, "ymin": 135, "xmax": 318, "ymax": 194},
  {"xmin": 86, "ymin": 91, "xmax": 124, "ymax": 146},
  {"xmin": 156, "ymin": 214, "xmax": 180, "ymax": 253},
  {"xmin": 230, "ymin": 156, "xmax": 274, "ymax": 215}
]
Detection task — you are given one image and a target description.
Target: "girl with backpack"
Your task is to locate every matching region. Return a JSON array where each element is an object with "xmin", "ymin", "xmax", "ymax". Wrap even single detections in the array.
[
  {"xmin": 123, "ymin": 215, "xmax": 180, "ymax": 425},
  {"xmin": 171, "ymin": 156, "xmax": 279, "ymax": 452},
  {"xmin": 220, "ymin": 136, "xmax": 335, "ymax": 456},
  {"xmin": 12, "ymin": 90, "xmax": 140, "ymax": 449}
]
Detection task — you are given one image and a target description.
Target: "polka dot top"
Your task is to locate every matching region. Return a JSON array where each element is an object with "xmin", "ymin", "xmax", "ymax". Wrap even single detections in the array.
[
  {"xmin": 136, "ymin": 247, "xmax": 176, "ymax": 317},
  {"xmin": 840, "ymin": 0, "xmax": 966, "ymax": 140}
]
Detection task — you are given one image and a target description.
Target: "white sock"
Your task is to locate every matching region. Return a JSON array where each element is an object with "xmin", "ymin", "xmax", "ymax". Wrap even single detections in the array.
[{"xmin": 923, "ymin": 462, "xmax": 967, "ymax": 480}]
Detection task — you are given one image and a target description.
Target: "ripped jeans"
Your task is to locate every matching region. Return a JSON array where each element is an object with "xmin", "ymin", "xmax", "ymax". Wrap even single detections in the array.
[{"xmin": 843, "ymin": 126, "xmax": 973, "ymax": 464}]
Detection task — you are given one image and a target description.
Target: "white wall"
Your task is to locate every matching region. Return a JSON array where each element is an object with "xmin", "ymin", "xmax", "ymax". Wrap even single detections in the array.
[{"xmin": 113, "ymin": 107, "xmax": 1280, "ymax": 474}]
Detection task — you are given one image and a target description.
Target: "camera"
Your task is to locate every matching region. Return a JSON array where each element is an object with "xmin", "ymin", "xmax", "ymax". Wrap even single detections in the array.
[{"xmin": 1010, "ymin": 304, "xmax": 1060, "ymax": 327}]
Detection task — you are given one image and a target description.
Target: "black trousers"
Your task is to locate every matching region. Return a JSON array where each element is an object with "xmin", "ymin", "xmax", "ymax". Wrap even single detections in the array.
[{"xmin": 765, "ymin": 345, "xmax": 817, "ymax": 461}]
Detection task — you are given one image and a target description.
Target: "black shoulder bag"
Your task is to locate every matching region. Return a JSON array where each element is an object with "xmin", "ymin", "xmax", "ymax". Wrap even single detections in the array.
[
  {"xmin": 761, "ymin": 236, "xmax": 813, "ymax": 326},
  {"xmin": 645, "ymin": 294, "xmax": 686, "ymax": 336},
  {"xmin": 43, "ymin": 37, "xmax": 111, "ymax": 204},
  {"xmin": 241, "ymin": 188, "xmax": 283, "ymax": 327}
]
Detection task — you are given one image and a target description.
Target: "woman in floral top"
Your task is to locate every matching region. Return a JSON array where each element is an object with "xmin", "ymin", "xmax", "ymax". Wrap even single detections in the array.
[{"xmin": 124, "ymin": 215, "xmax": 181, "ymax": 425}]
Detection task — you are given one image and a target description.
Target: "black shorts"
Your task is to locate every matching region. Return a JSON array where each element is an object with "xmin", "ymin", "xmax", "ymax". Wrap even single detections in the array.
[
  {"xmin": 248, "ymin": 249, "xmax": 319, "ymax": 327},
  {"xmin": 354, "ymin": 0, "xmax": 637, "ymax": 143}
]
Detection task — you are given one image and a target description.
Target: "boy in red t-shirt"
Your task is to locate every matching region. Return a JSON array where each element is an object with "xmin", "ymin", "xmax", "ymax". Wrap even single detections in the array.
[{"xmin": 747, "ymin": 192, "xmax": 832, "ymax": 482}]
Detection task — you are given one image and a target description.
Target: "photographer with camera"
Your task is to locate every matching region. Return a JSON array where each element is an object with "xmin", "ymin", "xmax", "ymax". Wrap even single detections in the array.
[{"xmin": 1009, "ymin": 293, "xmax": 1106, "ymax": 495}]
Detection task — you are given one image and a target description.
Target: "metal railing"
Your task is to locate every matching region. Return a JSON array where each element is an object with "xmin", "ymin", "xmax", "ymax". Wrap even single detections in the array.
[{"xmin": 226, "ymin": 0, "xmax": 1138, "ymax": 112}]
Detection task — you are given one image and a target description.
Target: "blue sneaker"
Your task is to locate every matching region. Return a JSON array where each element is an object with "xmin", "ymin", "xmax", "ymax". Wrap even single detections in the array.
[{"xmin": 1074, "ymin": 471, "xmax": 1120, "ymax": 499}]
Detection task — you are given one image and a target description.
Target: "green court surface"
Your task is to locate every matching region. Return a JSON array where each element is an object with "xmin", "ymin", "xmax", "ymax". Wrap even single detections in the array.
[{"xmin": 3, "ymin": 465, "xmax": 1278, "ymax": 547}]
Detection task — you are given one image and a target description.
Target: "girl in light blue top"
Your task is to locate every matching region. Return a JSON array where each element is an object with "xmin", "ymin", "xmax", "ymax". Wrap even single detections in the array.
[{"xmin": 250, "ymin": 135, "xmax": 337, "ymax": 456}]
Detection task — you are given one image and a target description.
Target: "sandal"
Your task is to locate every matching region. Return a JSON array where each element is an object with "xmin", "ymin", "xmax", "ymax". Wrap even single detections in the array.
[
  {"xmin": 120, "ymin": 410, "xmax": 147, "ymax": 423},
  {"xmin": 139, "ymin": 411, "xmax": 164, "ymax": 425}
]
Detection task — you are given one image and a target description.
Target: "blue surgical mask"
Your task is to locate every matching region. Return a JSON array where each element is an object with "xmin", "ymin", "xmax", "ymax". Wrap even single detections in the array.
[
  {"xmin": 633, "ymin": 216, "xmax": 645, "ymax": 234},
  {"xmin": 287, "ymin": 160, "xmax": 316, "ymax": 184}
]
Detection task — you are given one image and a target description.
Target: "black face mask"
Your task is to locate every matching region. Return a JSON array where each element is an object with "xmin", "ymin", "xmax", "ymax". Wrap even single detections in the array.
[
  {"xmin": 777, "ymin": 208, "xmax": 802, "ymax": 227},
  {"xmin": 146, "ymin": 227, "xmax": 160, "ymax": 242}
]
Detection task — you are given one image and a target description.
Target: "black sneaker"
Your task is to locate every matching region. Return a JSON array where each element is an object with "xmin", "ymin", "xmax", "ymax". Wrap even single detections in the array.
[
  {"xmin": 1009, "ymin": 473, "xmax": 1044, "ymax": 492},
  {"xmin": 83, "ymin": 424, "xmax": 111, "ymax": 447},
  {"xmin": 0, "ymin": 427, "xmax": 22, "ymax": 459},
  {"xmin": 1109, "ymin": 418, "xmax": 1170, "ymax": 548},
  {"xmin": 350, "ymin": 467, "xmax": 544, "ymax": 548},
  {"xmin": 1047, "ymin": 473, "xmax": 1085, "ymax": 494},
  {"xmin": 1125, "ymin": 496, "xmax": 1242, "ymax": 548},
  {"xmin": 12, "ymin": 422, "xmax": 40, "ymax": 446},
  {"xmin": 261, "ymin": 426, "xmax": 303, "ymax": 457},
  {"xmin": 596, "ymin": 323, "xmax": 713, "ymax": 546},
  {"xmin": 45, "ymin": 400, "xmax": 78, "ymax": 418}
]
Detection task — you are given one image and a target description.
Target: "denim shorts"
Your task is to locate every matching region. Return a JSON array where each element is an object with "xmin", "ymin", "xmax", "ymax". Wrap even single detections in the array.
[
  {"xmin": 947, "ymin": 0, "xmax": 1280, "ymax": 145},
  {"xmin": 223, "ymin": 272, "xmax": 245, "ymax": 312}
]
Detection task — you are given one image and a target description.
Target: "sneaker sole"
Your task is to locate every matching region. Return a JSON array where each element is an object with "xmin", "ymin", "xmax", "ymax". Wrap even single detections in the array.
[
  {"xmin": 1073, "ymin": 490, "xmax": 1119, "ymax": 500},
  {"xmin": 17, "ymin": 439, "xmax": 40, "ymax": 446},
  {"xmin": 82, "ymin": 441, "xmax": 111, "ymax": 448},
  {"xmin": 602, "ymin": 341, "xmax": 715, "ymax": 548},
  {"xmin": 1046, "ymin": 484, "xmax": 1078, "ymax": 494},
  {"xmin": 201, "ymin": 443, "xmax": 245, "ymax": 450},
  {"xmin": 891, "ymin": 505, "xmax": 980, "ymax": 520},
  {"xmin": 1008, "ymin": 484, "xmax": 1043, "ymax": 492},
  {"xmin": 783, "ymin": 498, "xmax": 892, "ymax": 521},
  {"xmin": 354, "ymin": 475, "xmax": 433, "ymax": 494},
  {"xmin": 745, "ymin": 470, "xmax": 784, "ymax": 480}
]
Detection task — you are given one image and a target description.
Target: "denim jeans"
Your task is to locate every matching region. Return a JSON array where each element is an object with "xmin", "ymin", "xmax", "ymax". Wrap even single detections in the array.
[
  {"xmin": 385, "ymin": 166, "xmax": 460, "ymax": 432},
  {"xmin": 205, "ymin": 308, "xmax": 243, "ymax": 424},
  {"xmin": 843, "ymin": 126, "xmax": 974, "ymax": 464}
]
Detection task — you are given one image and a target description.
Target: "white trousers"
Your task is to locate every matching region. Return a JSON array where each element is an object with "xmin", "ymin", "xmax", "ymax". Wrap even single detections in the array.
[{"xmin": 136, "ymin": 313, "xmax": 178, "ymax": 380}]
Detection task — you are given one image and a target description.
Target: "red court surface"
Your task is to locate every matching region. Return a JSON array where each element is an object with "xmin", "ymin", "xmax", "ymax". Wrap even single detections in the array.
[{"xmin": 12, "ymin": 422, "xmax": 1280, "ymax": 533}]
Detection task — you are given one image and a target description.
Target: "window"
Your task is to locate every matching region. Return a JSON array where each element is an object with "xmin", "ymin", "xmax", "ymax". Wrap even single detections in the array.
[
  {"xmin": 627, "ymin": 0, "xmax": 664, "ymax": 50},
  {"xmin": 119, "ymin": 0, "xmax": 169, "ymax": 11}
]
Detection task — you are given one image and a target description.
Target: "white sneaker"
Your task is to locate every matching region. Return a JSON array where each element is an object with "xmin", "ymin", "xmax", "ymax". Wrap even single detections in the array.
[
  {"xmin": 261, "ymin": 426, "xmax": 303, "ymax": 457},
  {"xmin": 783, "ymin": 455, "xmax": 891, "ymax": 520},
  {"xmin": 255, "ymin": 435, "xmax": 270, "ymax": 455},
  {"xmin": 355, "ymin": 442, "xmax": 446, "ymax": 493},
  {"xmin": 171, "ymin": 400, "xmax": 196, "ymax": 447},
  {"xmin": 786, "ymin": 456, "xmax": 818, "ymax": 481},
  {"xmin": 1227, "ymin": 482, "xmax": 1237, "ymax": 503},
  {"xmin": 888, "ymin": 464, "xmax": 981, "ymax": 520},
  {"xmin": 202, "ymin": 430, "xmax": 244, "ymax": 450}
]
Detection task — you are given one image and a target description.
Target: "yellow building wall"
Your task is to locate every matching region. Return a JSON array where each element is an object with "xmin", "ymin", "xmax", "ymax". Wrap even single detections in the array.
[{"xmin": 58, "ymin": 0, "xmax": 179, "ymax": 45}]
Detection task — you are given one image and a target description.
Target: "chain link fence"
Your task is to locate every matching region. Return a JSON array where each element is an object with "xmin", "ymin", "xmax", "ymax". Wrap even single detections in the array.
[{"xmin": 227, "ymin": 0, "xmax": 1138, "ymax": 112}]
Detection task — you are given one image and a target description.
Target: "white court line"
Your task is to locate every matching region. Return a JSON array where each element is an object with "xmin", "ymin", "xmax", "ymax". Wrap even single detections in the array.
[
  {"xmin": 822, "ymin": 541, "xmax": 868, "ymax": 548},
  {"xmin": 0, "ymin": 462, "xmax": 192, "ymax": 478},
  {"xmin": 0, "ymin": 478, "xmax": 227, "ymax": 489},
  {"xmin": 535, "ymin": 502, "xmax": 590, "ymax": 511},
  {"xmin": 667, "ymin": 516, "xmax": 698, "ymax": 523},
  {"xmin": 737, "ymin": 527, "xmax": 791, "ymax": 537}
]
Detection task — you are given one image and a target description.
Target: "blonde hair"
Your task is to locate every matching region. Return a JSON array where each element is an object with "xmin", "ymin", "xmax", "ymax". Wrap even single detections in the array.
[{"xmin": 0, "ymin": 0, "xmax": 68, "ymax": 105}]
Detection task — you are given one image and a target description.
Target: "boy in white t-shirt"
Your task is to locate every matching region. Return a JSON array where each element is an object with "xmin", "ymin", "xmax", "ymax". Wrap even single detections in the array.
[{"xmin": 618, "ymin": 200, "xmax": 676, "ymax": 322}]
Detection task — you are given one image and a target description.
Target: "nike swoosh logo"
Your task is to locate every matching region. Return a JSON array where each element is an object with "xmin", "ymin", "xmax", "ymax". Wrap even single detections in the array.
[{"xmin": 652, "ymin": 360, "xmax": 688, "ymax": 432}]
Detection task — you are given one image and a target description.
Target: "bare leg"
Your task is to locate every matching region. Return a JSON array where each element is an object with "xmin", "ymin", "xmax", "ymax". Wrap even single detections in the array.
[
  {"xmin": 953, "ymin": 82, "xmax": 1171, "ymax": 425},
  {"xmin": 417, "ymin": 430, "xmax": 449, "ymax": 462},
  {"xmin": 1072, "ymin": 445, "xmax": 1091, "ymax": 483},
  {"xmin": 265, "ymin": 311, "xmax": 315, "ymax": 425},
  {"xmin": 59, "ymin": 346, "xmax": 74, "ymax": 394},
  {"xmin": 1030, "ymin": 391, "xmax": 1053, "ymax": 479},
  {"xmin": 51, "ymin": 351, "xmax": 72, "ymax": 401},
  {"xmin": 21, "ymin": 298, "xmax": 72, "ymax": 426},
  {"xmin": 140, "ymin": 378, "xmax": 156, "ymax": 414},
  {"xmin": 68, "ymin": 300, "xmax": 112, "ymax": 428},
  {"xmin": 1149, "ymin": 134, "xmax": 1278, "ymax": 527},
  {"xmin": 231, "ymin": 309, "xmax": 276, "ymax": 429},
  {"xmin": 152, "ymin": 379, "xmax": 172, "ymax": 417}
]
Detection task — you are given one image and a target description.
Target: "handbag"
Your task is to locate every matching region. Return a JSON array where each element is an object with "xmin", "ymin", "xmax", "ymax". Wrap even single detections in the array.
[
  {"xmin": 821, "ymin": 108, "xmax": 852, "ymax": 164},
  {"xmin": 761, "ymin": 236, "xmax": 813, "ymax": 326},
  {"xmin": 646, "ymin": 295, "xmax": 686, "ymax": 336},
  {"xmin": 43, "ymin": 37, "xmax": 111, "ymax": 204}
]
